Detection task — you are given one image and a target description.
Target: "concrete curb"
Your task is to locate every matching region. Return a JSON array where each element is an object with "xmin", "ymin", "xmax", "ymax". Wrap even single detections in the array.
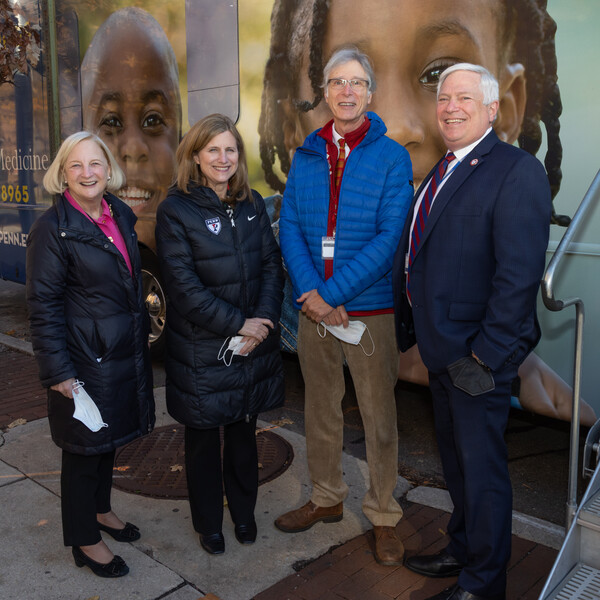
[{"xmin": 0, "ymin": 332, "xmax": 33, "ymax": 355}]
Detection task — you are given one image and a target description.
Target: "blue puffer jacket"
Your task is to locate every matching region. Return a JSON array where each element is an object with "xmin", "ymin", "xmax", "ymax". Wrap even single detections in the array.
[
  {"xmin": 156, "ymin": 185, "xmax": 285, "ymax": 429},
  {"xmin": 279, "ymin": 112, "xmax": 413, "ymax": 312}
]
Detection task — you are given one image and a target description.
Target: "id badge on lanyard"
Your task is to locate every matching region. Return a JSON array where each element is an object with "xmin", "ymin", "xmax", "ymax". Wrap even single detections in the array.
[{"xmin": 322, "ymin": 236, "xmax": 335, "ymax": 260}]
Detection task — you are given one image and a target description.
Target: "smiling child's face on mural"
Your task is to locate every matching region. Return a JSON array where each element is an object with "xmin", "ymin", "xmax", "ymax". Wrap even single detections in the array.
[
  {"xmin": 83, "ymin": 22, "xmax": 180, "ymax": 225},
  {"xmin": 290, "ymin": 0, "xmax": 525, "ymax": 188}
]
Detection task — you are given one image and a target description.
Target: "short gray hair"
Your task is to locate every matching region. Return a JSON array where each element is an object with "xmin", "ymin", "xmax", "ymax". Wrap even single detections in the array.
[
  {"xmin": 438, "ymin": 63, "xmax": 499, "ymax": 105},
  {"xmin": 322, "ymin": 46, "xmax": 376, "ymax": 93},
  {"xmin": 43, "ymin": 131, "xmax": 125, "ymax": 195}
]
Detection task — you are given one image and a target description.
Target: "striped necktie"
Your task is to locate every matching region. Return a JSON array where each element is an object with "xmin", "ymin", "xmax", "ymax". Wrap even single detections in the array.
[
  {"xmin": 407, "ymin": 151, "xmax": 456, "ymax": 299},
  {"xmin": 334, "ymin": 138, "xmax": 346, "ymax": 191}
]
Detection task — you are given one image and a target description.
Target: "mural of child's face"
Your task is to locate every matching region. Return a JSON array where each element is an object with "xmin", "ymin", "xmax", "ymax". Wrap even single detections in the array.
[
  {"xmin": 292, "ymin": 0, "xmax": 524, "ymax": 189},
  {"xmin": 83, "ymin": 26, "xmax": 179, "ymax": 225}
]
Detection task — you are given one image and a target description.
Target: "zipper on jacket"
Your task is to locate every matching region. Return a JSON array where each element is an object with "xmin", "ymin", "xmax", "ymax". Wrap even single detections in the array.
[
  {"xmin": 230, "ymin": 216, "xmax": 245, "ymax": 309},
  {"xmin": 229, "ymin": 207, "xmax": 252, "ymax": 421}
]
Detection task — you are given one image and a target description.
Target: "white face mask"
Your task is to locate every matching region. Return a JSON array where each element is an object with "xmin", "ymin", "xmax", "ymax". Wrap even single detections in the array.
[
  {"xmin": 72, "ymin": 380, "xmax": 108, "ymax": 432},
  {"xmin": 217, "ymin": 335, "xmax": 249, "ymax": 366},
  {"xmin": 317, "ymin": 320, "xmax": 375, "ymax": 356}
]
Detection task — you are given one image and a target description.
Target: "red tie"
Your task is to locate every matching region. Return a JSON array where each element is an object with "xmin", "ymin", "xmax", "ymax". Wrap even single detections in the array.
[
  {"xmin": 335, "ymin": 138, "xmax": 346, "ymax": 191},
  {"xmin": 407, "ymin": 152, "xmax": 456, "ymax": 299}
]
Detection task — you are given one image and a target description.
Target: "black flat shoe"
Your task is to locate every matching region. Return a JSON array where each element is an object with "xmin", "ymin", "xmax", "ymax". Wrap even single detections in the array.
[
  {"xmin": 234, "ymin": 521, "xmax": 257, "ymax": 544},
  {"xmin": 72, "ymin": 546, "xmax": 129, "ymax": 578},
  {"xmin": 200, "ymin": 532, "xmax": 225, "ymax": 555},
  {"xmin": 97, "ymin": 521, "xmax": 141, "ymax": 542}
]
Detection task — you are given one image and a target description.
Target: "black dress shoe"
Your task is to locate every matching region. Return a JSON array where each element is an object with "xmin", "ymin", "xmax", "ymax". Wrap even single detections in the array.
[
  {"xmin": 199, "ymin": 532, "xmax": 225, "ymax": 555},
  {"xmin": 405, "ymin": 549, "xmax": 464, "ymax": 578},
  {"xmin": 97, "ymin": 521, "xmax": 141, "ymax": 542},
  {"xmin": 234, "ymin": 521, "xmax": 257, "ymax": 544},
  {"xmin": 425, "ymin": 584, "xmax": 504, "ymax": 600},
  {"xmin": 72, "ymin": 546, "xmax": 129, "ymax": 578}
]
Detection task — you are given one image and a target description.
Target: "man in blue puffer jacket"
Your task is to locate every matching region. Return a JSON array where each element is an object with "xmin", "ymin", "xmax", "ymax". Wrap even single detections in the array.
[{"xmin": 275, "ymin": 46, "xmax": 413, "ymax": 565}]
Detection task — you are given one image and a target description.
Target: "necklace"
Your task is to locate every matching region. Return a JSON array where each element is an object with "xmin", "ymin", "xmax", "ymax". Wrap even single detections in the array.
[{"xmin": 85, "ymin": 202, "xmax": 113, "ymax": 224}]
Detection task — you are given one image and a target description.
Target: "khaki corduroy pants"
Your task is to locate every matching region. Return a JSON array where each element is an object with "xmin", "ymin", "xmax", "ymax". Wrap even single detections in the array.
[{"xmin": 298, "ymin": 312, "xmax": 403, "ymax": 527}]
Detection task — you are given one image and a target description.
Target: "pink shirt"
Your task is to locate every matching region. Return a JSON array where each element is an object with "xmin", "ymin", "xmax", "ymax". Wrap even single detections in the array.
[{"xmin": 65, "ymin": 191, "xmax": 133, "ymax": 276}]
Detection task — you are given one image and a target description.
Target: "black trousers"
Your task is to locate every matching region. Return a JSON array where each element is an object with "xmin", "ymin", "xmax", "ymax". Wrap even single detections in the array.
[
  {"xmin": 61, "ymin": 449, "xmax": 115, "ymax": 547},
  {"xmin": 184, "ymin": 417, "xmax": 258, "ymax": 535}
]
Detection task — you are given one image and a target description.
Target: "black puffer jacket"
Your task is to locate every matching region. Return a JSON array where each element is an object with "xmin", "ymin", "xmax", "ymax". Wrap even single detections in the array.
[
  {"xmin": 26, "ymin": 193, "xmax": 155, "ymax": 455},
  {"xmin": 156, "ymin": 185, "xmax": 285, "ymax": 428}
]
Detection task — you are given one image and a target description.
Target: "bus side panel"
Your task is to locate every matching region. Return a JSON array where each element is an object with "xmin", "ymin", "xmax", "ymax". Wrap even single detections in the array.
[{"xmin": 0, "ymin": 1, "xmax": 52, "ymax": 282}]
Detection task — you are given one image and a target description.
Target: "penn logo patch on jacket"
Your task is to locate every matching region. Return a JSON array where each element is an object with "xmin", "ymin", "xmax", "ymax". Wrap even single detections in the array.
[{"xmin": 205, "ymin": 217, "xmax": 221, "ymax": 235}]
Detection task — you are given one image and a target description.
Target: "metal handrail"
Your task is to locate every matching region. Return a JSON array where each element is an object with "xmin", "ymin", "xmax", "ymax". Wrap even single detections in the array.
[{"xmin": 541, "ymin": 169, "xmax": 600, "ymax": 530}]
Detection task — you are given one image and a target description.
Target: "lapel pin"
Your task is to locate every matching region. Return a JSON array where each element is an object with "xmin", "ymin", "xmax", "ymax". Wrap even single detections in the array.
[{"xmin": 470, "ymin": 158, "xmax": 479, "ymax": 166}]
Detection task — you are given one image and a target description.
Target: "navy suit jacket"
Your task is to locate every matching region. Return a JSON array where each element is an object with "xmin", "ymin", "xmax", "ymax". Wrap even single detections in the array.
[{"xmin": 392, "ymin": 130, "xmax": 551, "ymax": 374}]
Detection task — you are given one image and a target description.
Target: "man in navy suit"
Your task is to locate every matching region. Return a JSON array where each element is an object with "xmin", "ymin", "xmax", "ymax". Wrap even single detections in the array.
[{"xmin": 392, "ymin": 63, "xmax": 551, "ymax": 600}]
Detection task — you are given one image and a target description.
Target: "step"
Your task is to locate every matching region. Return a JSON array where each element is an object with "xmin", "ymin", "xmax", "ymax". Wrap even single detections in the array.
[
  {"xmin": 578, "ymin": 490, "xmax": 600, "ymax": 529},
  {"xmin": 550, "ymin": 563, "xmax": 600, "ymax": 599}
]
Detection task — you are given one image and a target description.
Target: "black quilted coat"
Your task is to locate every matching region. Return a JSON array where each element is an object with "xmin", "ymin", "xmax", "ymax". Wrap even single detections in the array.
[
  {"xmin": 155, "ymin": 185, "xmax": 285, "ymax": 428},
  {"xmin": 26, "ymin": 193, "xmax": 155, "ymax": 455}
]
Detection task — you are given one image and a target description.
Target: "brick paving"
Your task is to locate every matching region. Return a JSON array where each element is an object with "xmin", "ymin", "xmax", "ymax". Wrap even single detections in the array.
[
  {"xmin": 254, "ymin": 503, "xmax": 558, "ymax": 600},
  {"xmin": 0, "ymin": 345, "xmax": 46, "ymax": 429}
]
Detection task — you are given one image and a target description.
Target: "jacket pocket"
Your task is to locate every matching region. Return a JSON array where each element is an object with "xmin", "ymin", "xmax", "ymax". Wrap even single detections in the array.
[
  {"xmin": 96, "ymin": 314, "xmax": 135, "ymax": 360},
  {"xmin": 448, "ymin": 302, "xmax": 486, "ymax": 321},
  {"xmin": 68, "ymin": 320, "xmax": 103, "ymax": 362}
]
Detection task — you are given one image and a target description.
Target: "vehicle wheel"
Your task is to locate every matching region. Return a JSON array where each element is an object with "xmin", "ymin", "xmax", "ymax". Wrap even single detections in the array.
[{"xmin": 140, "ymin": 248, "xmax": 166, "ymax": 359}]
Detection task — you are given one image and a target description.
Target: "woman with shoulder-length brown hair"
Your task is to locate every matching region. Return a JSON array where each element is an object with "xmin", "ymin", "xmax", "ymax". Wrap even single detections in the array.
[{"xmin": 156, "ymin": 114, "xmax": 285, "ymax": 555}]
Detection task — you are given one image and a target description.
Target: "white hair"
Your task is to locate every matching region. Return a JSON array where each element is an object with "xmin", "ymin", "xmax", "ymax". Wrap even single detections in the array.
[
  {"xmin": 438, "ymin": 63, "xmax": 499, "ymax": 105},
  {"xmin": 322, "ymin": 46, "xmax": 376, "ymax": 93}
]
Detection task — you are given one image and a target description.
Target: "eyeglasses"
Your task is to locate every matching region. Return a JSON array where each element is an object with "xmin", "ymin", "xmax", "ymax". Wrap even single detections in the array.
[{"xmin": 327, "ymin": 78, "xmax": 369, "ymax": 90}]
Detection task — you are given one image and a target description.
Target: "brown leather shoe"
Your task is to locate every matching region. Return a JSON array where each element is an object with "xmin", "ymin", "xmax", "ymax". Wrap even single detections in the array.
[
  {"xmin": 274, "ymin": 501, "xmax": 343, "ymax": 533},
  {"xmin": 373, "ymin": 526, "xmax": 404, "ymax": 566}
]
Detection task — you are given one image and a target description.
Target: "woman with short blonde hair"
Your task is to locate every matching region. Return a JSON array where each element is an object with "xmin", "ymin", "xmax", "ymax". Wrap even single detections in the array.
[
  {"xmin": 42, "ymin": 131, "xmax": 125, "ymax": 196},
  {"xmin": 27, "ymin": 131, "xmax": 154, "ymax": 578}
]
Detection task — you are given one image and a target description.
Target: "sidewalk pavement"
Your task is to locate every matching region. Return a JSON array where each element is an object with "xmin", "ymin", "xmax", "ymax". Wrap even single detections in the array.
[{"xmin": 0, "ymin": 336, "xmax": 562, "ymax": 599}]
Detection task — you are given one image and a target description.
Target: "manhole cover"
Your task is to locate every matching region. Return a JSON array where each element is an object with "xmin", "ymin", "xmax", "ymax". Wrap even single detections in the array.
[{"xmin": 113, "ymin": 424, "xmax": 294, "ymax": 499}]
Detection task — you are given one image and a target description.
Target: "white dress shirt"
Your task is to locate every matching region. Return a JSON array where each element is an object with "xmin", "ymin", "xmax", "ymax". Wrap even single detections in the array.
[{"xmin": 408, "ymin": 127, "xmax": 493, "ymax": 237}]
